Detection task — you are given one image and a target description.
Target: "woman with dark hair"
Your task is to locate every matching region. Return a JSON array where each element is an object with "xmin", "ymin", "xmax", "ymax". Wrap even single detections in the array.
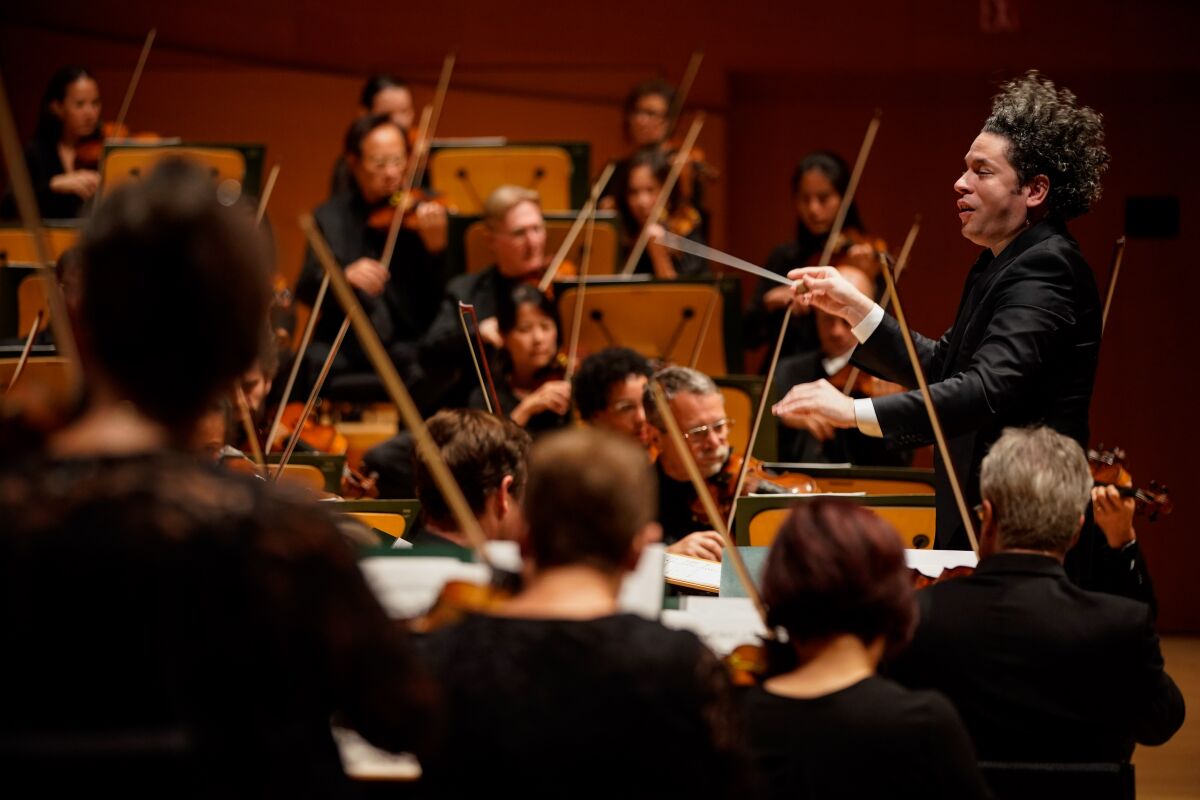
[
  {"xmin": 2, "ymin": 66, "xmax": 102, "ymax": 219},
  {"xmin": 744, "ymin": 150, "xmax": 888, "ymax": 362},
  {"xmin": 467, "ymin": 283, "xmax": 571, "ymax": 436},
  {"xmin": 614, "ymin": 145, "xmax": 707, "ymax": 279},
  {"xmin": 0, "ymin": 160, "xmax": 435, "ymax": 795},
  {"xmin": 742, "ymin": 500, "xmax": 988, "ymax": 800}
]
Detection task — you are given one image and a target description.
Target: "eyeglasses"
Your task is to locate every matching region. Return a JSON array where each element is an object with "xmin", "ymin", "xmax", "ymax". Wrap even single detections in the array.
[{"xmin": 682, "ymin": 418, "xmax": 734, "ymax": 441}]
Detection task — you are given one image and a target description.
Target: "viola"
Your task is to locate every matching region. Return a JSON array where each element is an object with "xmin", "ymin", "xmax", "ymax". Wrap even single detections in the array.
[
  {"xmin": 1087, "ymin": 446, "xmax": 1173, "ymax": 521},
  {"xmin": 690, "ymin": 453, "xmax": 821, "ymax": 527},
  {"xmin": 366, "ymin": 187, "xmax": 457, "ymax": 232}
]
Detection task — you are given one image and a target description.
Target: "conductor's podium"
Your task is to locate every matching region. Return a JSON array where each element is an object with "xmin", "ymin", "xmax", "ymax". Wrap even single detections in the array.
[
  {"xmin": 733, "ymin": 493, "xmax": 937, "ymax": 550},
  {"xmin": 553, "ymin": 276, "xmax": 746, "ymax": 376},
  {"xmin": 427, "ymin": 139, "xmax": 591, "ymax": 214}
]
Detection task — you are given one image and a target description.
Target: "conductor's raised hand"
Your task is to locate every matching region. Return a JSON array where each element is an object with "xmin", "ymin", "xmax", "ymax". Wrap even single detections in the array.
[{"xmin": 787, "ymin": 266, "xmax": 875, "ymax": 326}]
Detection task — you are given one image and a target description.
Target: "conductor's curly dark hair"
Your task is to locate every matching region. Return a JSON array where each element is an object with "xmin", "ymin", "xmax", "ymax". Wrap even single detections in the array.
[{"xmin": 982, "ymin": 70, "xmax": 1109, "ymax": 220}]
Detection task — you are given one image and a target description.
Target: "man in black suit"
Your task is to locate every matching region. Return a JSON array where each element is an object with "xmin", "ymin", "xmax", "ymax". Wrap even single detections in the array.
[
  {"xmin": 886, "ymin": 426, "xmax": 1184, "ymax": 762},
  {"xmin": 774, "ymin": 72, "xmax": 1107, "ymax": 551}
]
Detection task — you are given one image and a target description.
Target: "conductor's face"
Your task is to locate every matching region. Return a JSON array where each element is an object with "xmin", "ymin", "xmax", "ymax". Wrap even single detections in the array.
[{"xmin": 955, "ymin": 132, "xmax": 1032, "ymax": 255}]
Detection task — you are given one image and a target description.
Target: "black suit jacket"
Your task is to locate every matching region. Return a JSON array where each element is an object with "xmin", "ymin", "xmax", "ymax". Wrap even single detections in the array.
[
  {"xmin": 853, "ymin": 219, "xmax": 1101, "ymax": 549},
  {"xmin": 887, "ymin": 553, "xmax": 1185, "ymax": 762}
]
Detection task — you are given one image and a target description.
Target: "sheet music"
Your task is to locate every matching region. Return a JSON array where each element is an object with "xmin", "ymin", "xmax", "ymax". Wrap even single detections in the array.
[
  {"xmin": 333, "ymin": 727, "xmax": 421, "ymax": 781},
  {"xmin": 359, "ymin": 557, "xmax": 490, "ymax": 619},
  {"xmin": 617, "ymin": 543, "xmax": 665, "ymax": 619},
  {"xmin": 661, "ymin": 597, "xmax": 767, "ymax": 656},
  {"xmin": 663, "ymin": 553, "xmax": 722, "ymax": 592},
  {"xmin": 905, "ymin": 548, "xmax": 978, "ymax": 578}
]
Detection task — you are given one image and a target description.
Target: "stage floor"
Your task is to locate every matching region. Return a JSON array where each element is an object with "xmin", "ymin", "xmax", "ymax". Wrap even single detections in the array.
[{"xmin": 1136, "ymin": 636, "xmax": 1199, "ymax": 799}]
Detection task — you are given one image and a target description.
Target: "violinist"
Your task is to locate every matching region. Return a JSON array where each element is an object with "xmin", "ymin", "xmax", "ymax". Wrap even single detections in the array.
[
  {"xmin": 468, "ymin": 283, "xmax": 572, "ymax": 437},
  {"xmin": 329, "ymin": 73, "xmax": 416, "ymax": 197},
  {"xmin": 886, "ymin": 427, "xmax": 1185, "ymax": 763},
  {"xmin": 643, "ymin": 365, "xmax": 736, "ymax": 562},
  {"xmin": 419, "ymin": 185, "xmax": 549, "ymax": 404},
  {"xmin": 615, "ymin": 145, "xmax": 708, "ymax": 279},
  {"xmin": 0, "ymin": 160, "xmax": 437, "ymax": 792},
  {"xmin": 405, "ymin": 408, "xmax": 530, "ymax": 554},
  {"xmin": 295, "ymin": 113, "xmax": 446, "ymax": 411},
  {"xmin": 573, "ymin": 346, "xmax": 654, "ymax": 446},
  {"xmin": 781, "ymin": 72, "xmax": 1107, "ymax": 551},
  {"xmin": 774, "ymin": 265, "xmax": 911, "ymax": 466},
  {"xmin": 743, "ymin": 500, "xmax": 988, "ymax": 800},
  {"xmin": 415, "ymin": 427, "xmax": 744, "ymax": 797},
  {"xmin": 744, "ymin": 150, "xmax": 886, "ymax": 364},
  {"xmin": 1, "ymin": 66, "xmax": 101, "ymax": 220}
]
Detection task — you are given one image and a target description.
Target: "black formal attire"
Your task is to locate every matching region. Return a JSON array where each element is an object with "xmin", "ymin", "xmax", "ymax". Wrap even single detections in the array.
[
  {"xmin": 852, "ymin": 219, "xmax": 1101, "ymax": 550},
  {"xmin": 656, "ymin": 460, "xmax": 710, "ymax": 546},
  {"xmin": 774, "ymin": 349, "xmax": 913, "ymax": 466},
  {"xmin": 1, "ymin": 138, "xmax": 87, "ymax": 220},
  {"xmin": 416, "ymin": 612, "xmax": 745, "ymax": 798},
  {"xmin": 0, "ymin": 451, "xmax": 435, "ymax": 797},
  {"xmin": 742, "ymin": 676, "xmax": 989, "ymax": 800},
  {"xmin": 744, "ymin": 234, "xmax": 822, "ymax": 357},
  {"xmin": 887, "ymin": 553, "xmax": 1185, "ymax": 762},
  {"xmin": 295, "ymin": 188, "xmax": 445, "ymax": 409},
  {"xmin": 418, "ymin": 264, "xmax": 523, "ymax": 406}
]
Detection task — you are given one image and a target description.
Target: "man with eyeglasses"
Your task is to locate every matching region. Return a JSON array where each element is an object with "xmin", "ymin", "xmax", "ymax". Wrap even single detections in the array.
[
  {"xmin": 643, "ymin": 366, "xmax": 737, "ymax": 562},
  {"xmin": 573, "ymin": 347, "xmax": 655, "ymax": 447},
  {"xmin": 295, "ymin": 114, "xmax": 448, "ymax": 410}
]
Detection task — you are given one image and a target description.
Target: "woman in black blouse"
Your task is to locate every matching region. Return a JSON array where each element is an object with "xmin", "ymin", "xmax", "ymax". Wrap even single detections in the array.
[
  {"xmin": 742, "ymin": 500, "xmax": 989, "ymax": 800},
  {"xmin": 417, "ymin": 427, "xmax": 746, "ymax": 797},
  {"xmin": 3, "ymin": 66, "xmax": 103, "ymax": 219},
  {"xmin": 0, "ymin": 160, "xmax": 435, "ymax": 795},
  {"xmin": 468, "ymin": 283, "xmax": 572, "ymax": 437},
  {"xmin": 613, "ymin": 145, "xmax": 708, "ymax": 279}
]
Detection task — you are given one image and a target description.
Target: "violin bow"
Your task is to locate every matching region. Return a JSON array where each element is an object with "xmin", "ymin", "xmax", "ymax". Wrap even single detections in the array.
[
  {"xmin": 563, "ymin": 173, "xmax": 606, "ymax": 382},
  {"xmin": 687, "ymin": 287, "xmax": 720, "ymax": 369},
  {"xmin": 620, "ymin": 113, "xmax": 705, "ymax": 276},
  {"xmin": 538, "ymin": 161, "xmax": 615, "ymax": 292},
  {"xmin": 255, "ymin": 163, "xmax": 280, "ymax": 227},
  {"xmin": 1101, "ymin": 236, "xmax": 1125, "ymax": 335},
  {"xmin": 649, "ymin": 381, "xmax": 768, "ymax": 625},
  {"xmin": 114, "ymin": 28, "xmax": 156, "ymax": 135},
  {"xmin": 839, "ymin": 250, "xmax": 909, "ymax": 397},
  {"xmin": 879, "ymin": 220, "xmax": 980, "ymax": 557},
  {"xmin": 269, "ymin": 70, "xmax": 448, "ymax": 455},
  {"xmin": 458, "ymin": 301, "xmax": 502, "ymax": 414},
  {"xmin": 665, "ymin": 50, "xmax": 704, "ymax": 139},
  {"xmin": 234, "ymin": 385, "xmax": 267, "ymax": 478},
  {"xmin": 722, "ymin": 109, "xmax": 882, "ymax": 534},
  {"xmin": 6, "ymin": 310, "xmax": 43, "ymax": 392},
  {"xmin": 302, "ymin": 213, "xmax": 495, "ymax": 566},
  {"xmin": 0, "ymin": 71, "xmax": 82, "ymax": 393}
]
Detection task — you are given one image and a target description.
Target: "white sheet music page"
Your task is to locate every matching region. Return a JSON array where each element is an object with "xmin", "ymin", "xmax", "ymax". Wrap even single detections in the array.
[{"xmin": 663, "ymin": 552, "xmax": 722, "ymax": 592}]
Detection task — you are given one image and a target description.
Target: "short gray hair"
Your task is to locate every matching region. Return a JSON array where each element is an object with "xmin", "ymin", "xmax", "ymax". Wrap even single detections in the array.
[
  {"xmin": 980, "ymin": 426, "xmax": 1092, "ymax": 553},
  {"xmin": 644, "ymin": 366, "xmax": 719, "ymax": 431},
  {"xmin": 483, "ymin": 185, "xmax": 541, "ymax": 228}
]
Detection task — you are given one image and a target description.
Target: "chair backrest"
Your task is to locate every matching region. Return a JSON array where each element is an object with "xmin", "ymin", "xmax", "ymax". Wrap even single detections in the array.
[
  {"xmin": 462, "ymin": 216, "xmax": 618, "ymax": 275},
  {"xmin": 225, "ymin": 460, "xmax": 327, "ymax": 494},
  {"xmin": 346, "ymin": 512, "xmax": 407, "ymax": 541},
  {"xmin": 429, "ymin": 146, "xmax": 573, "ymax": 214},
  {"xmin": 733, "ymin": 494, "xmax": 937, "ymax": 549},
  {"xmin": 16, "ymin": 272, "xmax": 51, "ymax": 335},
  {"xmin": 557, "ymin": 282, "xmax": 726, "ymax": 376},
  {"xmin": 713, "ymin": 375, "xmax": 777, "ymax": 462},
  {"xmin": 979, "ymin": 761, "xmax": 1135, "ymax": 800},
  {"xmin": 101, "ymin": 147, "xmax": 247, "ymax": 196},
  {"xmin": 0, "ymin": 356, "xmax": 71, "ymax": 396},
  {"xmin": 0, "ymin": 226, "xmax": 79, "ymax": 262}
]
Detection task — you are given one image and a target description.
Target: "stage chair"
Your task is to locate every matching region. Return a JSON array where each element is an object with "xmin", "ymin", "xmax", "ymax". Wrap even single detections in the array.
[
  {"xmin": 733, "ymin": 494, "xmax": 937, "ymax": 550},
  {"xmin": 101, "ymin": 146, "xmax": 248, "ymax": 197},
  {"xmin": 0, "ymin": 226, "xmax": 79, "ymax": 261},
  {"xmin": 460, "ymin": 212, "xmax": 619, "ymax": 275},
  {"xmin": 429, "ymin": 145, "xmax": 574, "ymax": 214}
]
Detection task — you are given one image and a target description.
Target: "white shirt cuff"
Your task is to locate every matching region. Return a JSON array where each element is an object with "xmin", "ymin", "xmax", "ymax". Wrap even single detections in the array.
[
  {"xmin": 853, "ymin": 397, "xmax": 883, "ymax": 438},
  {"xmin": 851, "ymin": 304, "xmax": 885, "ymax": 343}
]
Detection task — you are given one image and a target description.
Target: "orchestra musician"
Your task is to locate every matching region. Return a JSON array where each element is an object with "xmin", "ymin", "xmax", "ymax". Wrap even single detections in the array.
[
  {"xmin": 419, "ymin": 185, "xmax": 551, "ymax": 405},
  {"xmin": 743, "ymin": 500, "xmax": 988, "ymax": 800},
  {"xmin": 774, "ymin": 265, "xmax": 912, "ymax": 466},
  {"xmin": 0, "ymin": 160, "xmax": 436, "ymax": 792},
  {"xmin": 415, "ymin": 427, "xmax": 745, "ymax": 796},
  {"xmin": 614, "ymin": 145, "xmax": 708, "ymax": 279},
  {"xmin": 329, "ymin": 73, "xmax": 417, "ymax": 197},
  {"xmin": 405, "ymin": 408, "xmax": 530, "ymax": 554},
  {"xmin": 886, "ymin": 427, "xmax": 1185, "ymax": 762},
  {"xmin": 295, "ymin": 113, "xmax": 448, "ymax": 411},
  {"xmin": 573, "ymin": 346, "xmax": 654, "ymax": 446},
  {"xmin": 467, "ymin": 283, "xmax": 572, "ymax": 437},
  {"xmin": 778, "ymin": 72, "xmax": 1108, "ymax": 551},
  {"xmin": 1, "ymin": 66, "xmax": 102, "ymax": 220},
  {"xmin": 743, "ymin": 150, "xmax": 887, "ymax": 365}
]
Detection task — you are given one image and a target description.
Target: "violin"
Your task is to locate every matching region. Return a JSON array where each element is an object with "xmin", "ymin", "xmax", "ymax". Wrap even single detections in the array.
[
  {"xmin": 1087, "ymin": 446, "xmax": 1173, "ymax": 521},
  {"xmin": 909, "ymin": 564, "xmax": 976, "ymax": 589},
  {"xmin": 409, "ymin": 578, "xmax": 515, "ymax": 634},
  {"xmin": 808, "ymin": 229, "xmax": 889, "ymax": 277},
  {"xmin": 827, "ymin": 364, "xmax": 904, "ymax": 398},
  {"xmin": 366, "ymin": 187, "xmax": 457, "ymax": 232},
  {"xmin": 690, "ymin": 453, "xmax": 821, "ymax": 527},
  {"xmin": 258, "ymin": 402, "xmax": 380, "ymax": 499},
  {"xmin": 73, "ymin": 122, "xmax": 161, "ymax": 172}
]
